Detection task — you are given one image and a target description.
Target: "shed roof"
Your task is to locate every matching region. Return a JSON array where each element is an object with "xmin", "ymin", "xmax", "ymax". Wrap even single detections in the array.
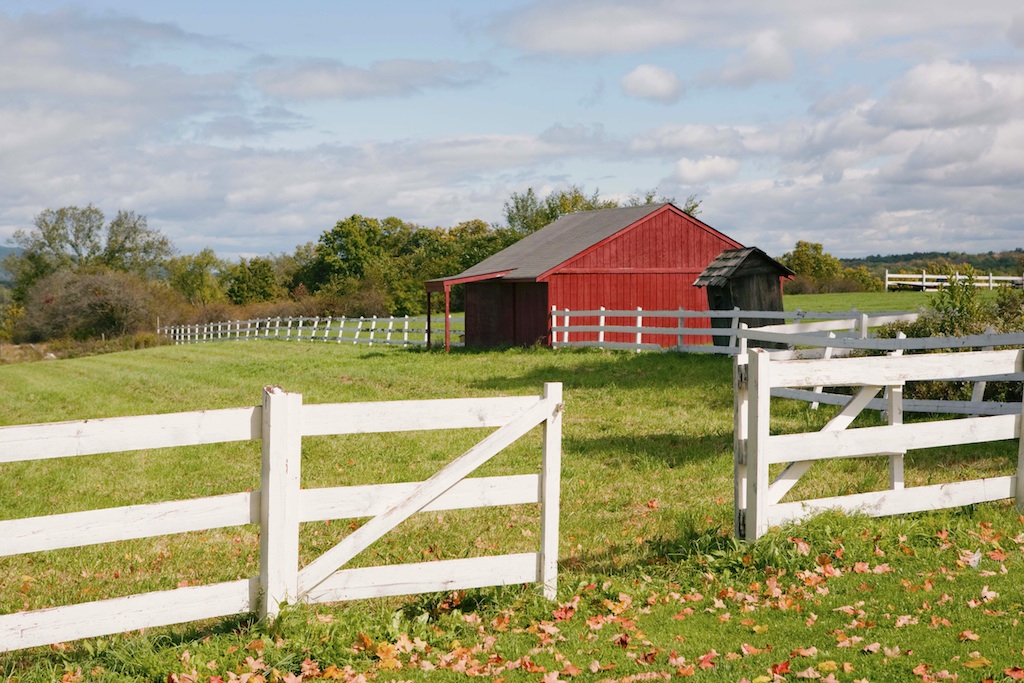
[
  {"xmin": 426, "ymin": 203, "xmax": 667, "ymax": 288},
  {"xmin": 693, "ymin": 247, "xmax": 795, "ymax": 288}
]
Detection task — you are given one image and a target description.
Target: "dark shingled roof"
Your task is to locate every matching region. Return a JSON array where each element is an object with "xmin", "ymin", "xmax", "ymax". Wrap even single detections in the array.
[
  {"xmin": 693, "ymin": 247, "xmax": 795, "ymax": 287},
  {"xmin": 436, "ymin": 203, "xmax": 667, "ymax": 283}
]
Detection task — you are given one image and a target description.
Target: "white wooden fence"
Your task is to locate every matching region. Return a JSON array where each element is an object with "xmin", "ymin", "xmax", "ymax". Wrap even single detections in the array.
[
  {"xmin": 0, "ymin": 384, "xmax": 563, "ymax": 651},
  {"xmin": 550, "ymin": 307, "xmax": 917, "ymax": 354},
  {"xmin": 885, "ymin": 270, "xmax": 1023, "ymax": 291},
  {"xmin": 738, "ymin": 326, "xmax": 1024, "ymax": 416},
  {"xmin": 733, "ymin": 348, "xmax": 1024, "ymax": 540},
  {"xmin": 159, "ymin": 314, "xmax": 464, "ymax": 347}
]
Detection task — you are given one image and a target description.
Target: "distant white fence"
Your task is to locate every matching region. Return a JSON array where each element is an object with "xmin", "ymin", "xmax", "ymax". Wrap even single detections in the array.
[
  {"xmin": 550, "ymin": 307, "xmax": 918, "ymax": 354},
  {"xmin": 158, "ymin": 314, "xmax": 464, "ymax": 347},
  {"xmin": 0, "ymin": 384, "xmax": 563, "ymax": 651},
  {"xmin": 885, "ymin": 270, "xmax": 1023, "ymax": 291},
  {"xmin": 734, "ymin": 348, "xmax": 1024, "ymax": 540}
]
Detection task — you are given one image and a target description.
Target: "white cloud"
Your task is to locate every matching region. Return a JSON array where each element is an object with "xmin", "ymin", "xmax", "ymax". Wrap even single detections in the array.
[
  {"xmin": 621, "ymin": 64, "xmax": 682, "ymax": 103},
  {"xmin": 717, "ymin": 31, "xmax": 794, "ymax": 86},
  {"xmin": 1010, "ymin": 13, "xmax": 1024, "ymax": 48},
  {"xmin": 253, "ymin": 58, "xmax": 500, "ymax": 100},
  {"xmin": 673, "ymin": 155, "xmax": 741, "ymax": 183},
  {"xmin": 868, "ymin": 61, "xmax": 1024, "ymax": 129}
]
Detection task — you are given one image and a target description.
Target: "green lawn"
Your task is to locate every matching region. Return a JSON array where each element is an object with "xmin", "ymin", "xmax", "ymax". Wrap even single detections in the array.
[{"xmin": 1, "ymin": 342, "xmax": 1022, "ymax": 682}]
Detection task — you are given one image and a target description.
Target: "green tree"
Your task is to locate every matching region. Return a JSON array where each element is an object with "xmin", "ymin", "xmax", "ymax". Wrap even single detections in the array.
[
  {"xmin": 779, "ymin": 241, "xmax": 843, "ymax": 282},
  {"xmin": 625, "ymin": 189, "xmax": 701, "ymax": 216},
  {"xmin": 224, "ymin": 257, "xmax": 280, "ymax": 305},
  {"xmin": 166, "ymin": 248, "xmax": 226, "ymax": 307},
  {"xmin": 503, "ymin": 185, "xmax": 618, "ymax": 234},
  {"xmin": 4, "ymin": 205, "xmax": 173, "ymax": 300}
]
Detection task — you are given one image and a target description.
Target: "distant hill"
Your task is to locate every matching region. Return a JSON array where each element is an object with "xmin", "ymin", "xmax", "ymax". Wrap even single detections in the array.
[{"xmin": 841, "ymin": 249, "xmax": 1024, "ymax": 277}]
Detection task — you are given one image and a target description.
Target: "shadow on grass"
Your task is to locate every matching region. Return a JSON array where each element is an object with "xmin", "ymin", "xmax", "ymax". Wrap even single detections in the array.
[
  {"xmin": 468, "ymin": 351, "xmax": 735, "ymax": 393},
  {"xmin": 566, "ymin": 432, "xmax": 732, "ymax": 469}
]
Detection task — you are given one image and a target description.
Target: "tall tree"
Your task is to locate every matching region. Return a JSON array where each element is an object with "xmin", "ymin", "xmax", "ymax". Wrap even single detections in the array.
[
  {"xmin": 4, "ymin": 204, "xmax": 173, "ymax": 301},
  {"xmin": 503, "ymin": 185, "xmax": 619, "ymax": 234},
  {"xmin": 224, "ymin": 257, "xmax": 280, "ymax": 305},
  {"xmin": 166, "ymin": 248, "xmax": 226, "ymax": 307}
]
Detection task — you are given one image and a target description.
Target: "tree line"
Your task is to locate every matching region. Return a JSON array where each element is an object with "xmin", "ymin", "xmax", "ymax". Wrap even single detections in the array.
[{"xmin": 1, "ymin": 187, "xmax": 689, "ymax": 343}]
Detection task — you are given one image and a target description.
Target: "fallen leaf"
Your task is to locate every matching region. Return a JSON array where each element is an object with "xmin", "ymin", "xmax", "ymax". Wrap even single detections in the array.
[
  {"xmin": 964, "ymin": 656, "xmax": 992, "ymax": 669},
  {"xmin": 959, "ymin": 630, "xmax": 980, "ymax": 642}
]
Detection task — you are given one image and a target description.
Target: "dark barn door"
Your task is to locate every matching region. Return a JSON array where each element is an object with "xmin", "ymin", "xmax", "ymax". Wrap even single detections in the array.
[{"xmin": 513, "ymin": 282, "xmax": 549, "ymax": 346}]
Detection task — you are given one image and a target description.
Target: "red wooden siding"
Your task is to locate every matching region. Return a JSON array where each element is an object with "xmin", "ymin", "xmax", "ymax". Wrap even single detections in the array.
[{"xmin": 543, "ymin": 209, "xmax": 740, "ymax": 347}]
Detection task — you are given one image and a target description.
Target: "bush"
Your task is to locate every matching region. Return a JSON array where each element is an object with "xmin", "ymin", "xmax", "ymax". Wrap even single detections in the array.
[{"xmin": 16, "ymin": 271, "xmax": 161, "ymax": 342}]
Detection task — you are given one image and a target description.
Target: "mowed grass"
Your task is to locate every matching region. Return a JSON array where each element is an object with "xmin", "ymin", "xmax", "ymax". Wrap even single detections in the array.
[
  {"xmin": 1, "ymin": 338, "xmax": 1023, "ymax": 681},
  {"xmin": 785, "ymin": 288, "xmax": 1003, "ymax": 314}
]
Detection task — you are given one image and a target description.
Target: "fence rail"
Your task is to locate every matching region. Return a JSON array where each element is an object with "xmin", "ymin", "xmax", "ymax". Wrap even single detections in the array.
[
  {"xmin": 0, "ymin": 384, "xmax": 562, "ymax": 652},
  {"xmin": 885, "ymin": 270, "xmax": 1024, "ymax": 291},
  {"xmin": 551, "ymin": 307, "xmax": 918, "ymax": 354},
  {"xmin": 158, "ymin": 314, "xmax": 464, "ymax": 347},
  {"xmin": 734, "ymin": 348, "xmax": 1024, "ymax": 540}
]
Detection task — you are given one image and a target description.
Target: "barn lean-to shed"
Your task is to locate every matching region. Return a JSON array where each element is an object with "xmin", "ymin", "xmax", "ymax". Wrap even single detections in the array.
[
  {"xmin": 425, "ymin": 202, "xmax": 745, "ymax": 349},
  {"xmin": 693, "ymin": 247, "xmax": 795, "ymax": 346}
]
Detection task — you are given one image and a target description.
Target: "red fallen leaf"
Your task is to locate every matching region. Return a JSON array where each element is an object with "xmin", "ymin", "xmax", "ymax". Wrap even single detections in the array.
[
  {"xmin": 676, "ymin": 664, "xmax": 695, "ymax": 676},
  {"xmin": 646, "ymin": 499, "xmax": 660, "ymax": 510},
  {"xmin": 612, "ymin": 633, "xmax": 631, "ymax": 648},
  {"xmin": 789, "ymin": 537, "xmax": 811, "ymax": 555},
  {"xmin": 561, "ymin": 663, "xmax": 583, "ymax": 676},
  {"xmin": 668, "ymin": 651, "xmax": 687, "ymax": 667},
  {"xmin": 791, "ymin": 647, "xmax": 818, "ymax": 657},
  {"xmin": 853, "ymin": 562, "xmax": 870, "ymax": 573},
  {"xmin": 741, "ymin": 643, "xmax": 767, "ymax": 656},
  {"xmin": 1005, "ymin": 666, "xmax": 1024, "ymax": 680},
  {"xmin": 672, "ymin": 608, "xmax": 694, "ymax": 620},
  {"xmin": 913, "ymin": 662, "xmax": 931, "ymax": 676},
  {"xmin": 697, "ymin": 650, "xmax": 718, "ymax": 670},
  {"xmin": 987, "ymin": 549, "xmax": 1007, "ymax": 561},
  {"xmin": 772, "ymin": 660, "xmax": 792, "ymax": 675},
  {"xmin": 959, "ymin": 630, "xmax": 980, "ymax": 642}
]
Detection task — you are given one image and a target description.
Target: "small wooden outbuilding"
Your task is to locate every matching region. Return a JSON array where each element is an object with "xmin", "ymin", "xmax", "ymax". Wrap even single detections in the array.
[
  {"xmin": 425, "ymin": 202, "xmax": 745, "ymax": 349},
  {"xmin": 693, "ymin": 247, "xmax": 794, "ymax": 344}
]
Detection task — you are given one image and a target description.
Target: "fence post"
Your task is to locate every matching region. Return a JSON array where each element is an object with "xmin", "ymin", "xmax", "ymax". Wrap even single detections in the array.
[
  {"xmin": 539, "ymin": 382, "xmax": 563, "ymax": 600},
  {"xmin": 1017, "ymin": 385, "xmax": 1024, "ymax": 510},
  {"xmin": 809, "ymin": 332, "xmax": 835, "ymax": 410},
  {"xmin": 403, "ymin": 315, "xmax": 410, "ymax": 346},
  {"xmin": 745, "ymin": 349, "xmax": 770, "ymax": 541},
  {"xmin": 635, "ymin": 307, "xmax": 642, "ymax": 352},
  {"xmin": 885, "ymin": 269, "xmax": 889, "ymax": 291},
  {"xmin": 259, "ymin": 386, "xmax": 302, "ymax": 620},
  {"xmin": 336, "ymin": 317, "xmax": 346, "ymax": 343},
  {"xmin": 728, "ymin": 306, "xmax": 740, "ymax": 351},
  {"xmin": 369, "ymin": 316, "xmax": 377, "ymax": 346},
  {"xmin": 598, "ymin": 307, "xmax": 606, "ymax": 345},
  {"xmin": 733, "ymin": 332, "xmax": 749, "ymax": 538}
]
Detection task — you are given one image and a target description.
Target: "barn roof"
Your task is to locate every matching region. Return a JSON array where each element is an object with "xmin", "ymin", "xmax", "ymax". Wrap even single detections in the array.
[
  {"xmin": 426, "ymin": 203, "xmax": 669, "ymax": 289},
  {"xmin": 693, "ymin": 247, "xmax": 794, "ymax": 287}
]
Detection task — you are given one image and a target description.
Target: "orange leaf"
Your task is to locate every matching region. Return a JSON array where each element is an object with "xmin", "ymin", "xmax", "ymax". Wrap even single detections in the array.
[
  {"xmin": 772, "ymin": 660, "xmax": 791, "ymax": 675},
  {"xmin": 1005, "ymin": 666, "xmax": 1024, "ymax": 680},
  {"xmin": 959, "ymin": 630, "xmax": 980, "ymax": 642}
]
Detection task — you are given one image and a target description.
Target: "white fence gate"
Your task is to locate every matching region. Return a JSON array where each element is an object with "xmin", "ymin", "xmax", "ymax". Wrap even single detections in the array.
[
  {"xmin": 0, "ymin": 384, "xmax": 563, "ymax": 651},
  {"xmin": 734, "ymin": 348, "xmax": 1024, "ymax": 540}
]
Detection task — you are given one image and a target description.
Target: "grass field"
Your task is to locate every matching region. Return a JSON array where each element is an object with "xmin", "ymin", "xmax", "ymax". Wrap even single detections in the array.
[{"xmin": 2, "ymin": 328, "xmax": 1023, "ymax": 680}]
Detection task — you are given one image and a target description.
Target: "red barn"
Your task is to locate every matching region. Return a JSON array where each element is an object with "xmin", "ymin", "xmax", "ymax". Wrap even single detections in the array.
[{"xmin": 425, "ymin": 202, "xmax": 743, "ymax": 348}]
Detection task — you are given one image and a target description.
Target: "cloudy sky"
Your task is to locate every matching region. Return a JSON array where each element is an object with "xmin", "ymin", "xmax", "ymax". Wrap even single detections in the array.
[{"xmin": 2, "ymin": 1, "xmax": 1022, "ymax": 259}]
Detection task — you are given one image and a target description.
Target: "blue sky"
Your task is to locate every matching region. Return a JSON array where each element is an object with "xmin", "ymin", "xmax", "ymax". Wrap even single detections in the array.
[{"xmin": 2, "ymin": 1, "xmax": 1022, "ymax": 260}]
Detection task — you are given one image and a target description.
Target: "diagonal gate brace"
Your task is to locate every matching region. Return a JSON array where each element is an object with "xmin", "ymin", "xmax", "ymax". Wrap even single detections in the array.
[{"xmin": 297, "ymin": 397, "xmax": 554, "ymax": 596}]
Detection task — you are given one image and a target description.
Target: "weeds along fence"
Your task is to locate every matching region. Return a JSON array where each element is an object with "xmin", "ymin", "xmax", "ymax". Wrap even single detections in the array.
[
  {"xmin": 885, "ymin": 270, "xmax": 1024, "ymax": 291},
  {"xmin": 733, "ymin": 348, "xmax": 1024, "ymax": 540},
  {"xmin": 158, "ymin": 314, "xmax": 465, "ymax": 347},
  {"xmin": 0, "ymin": 384, "xmax": 563, "ymax": 652},
  {"xmin": 550, "ymin": 307, "xmax": 918, "ymax": 354}
]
